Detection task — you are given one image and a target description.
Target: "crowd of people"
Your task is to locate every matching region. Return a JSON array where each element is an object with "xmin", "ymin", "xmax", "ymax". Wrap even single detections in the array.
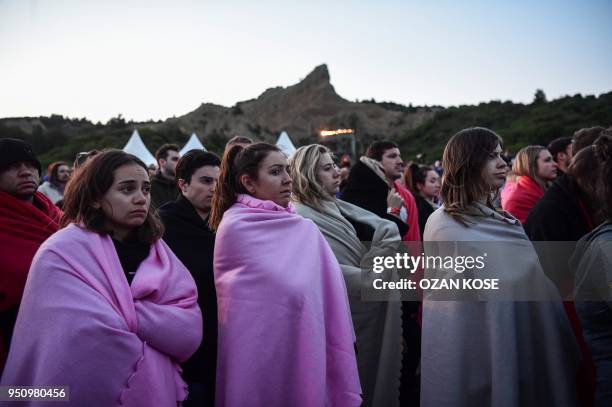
[{"xmin": 0, "ymin": 124, "xmax": 610, "ymax": 407}]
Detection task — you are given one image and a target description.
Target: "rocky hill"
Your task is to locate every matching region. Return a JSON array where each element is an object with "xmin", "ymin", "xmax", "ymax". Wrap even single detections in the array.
[
  {"xmin": 1, "ymin": 64, "xmax": 610, "ymax": 167},
  {"xmin": 158, "ymin": 64, "xmax": 435, "ymax": 147}
]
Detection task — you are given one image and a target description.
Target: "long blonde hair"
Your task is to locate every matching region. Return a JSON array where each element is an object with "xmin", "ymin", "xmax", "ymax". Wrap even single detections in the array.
[
  {"xmin": 512, "ymin": 145, "xmax": 548, "ymax": 191},
  {"xmin": 289, "ymin": 144, "xmax": 335, "ymax": 210}
]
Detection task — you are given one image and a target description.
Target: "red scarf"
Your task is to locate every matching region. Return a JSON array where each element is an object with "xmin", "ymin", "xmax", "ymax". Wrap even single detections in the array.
[
  {"xmin": 0, "ymin": 191, "xmax": 61, "ymax": 370},
  {"xmin": 501, "ymin": 176, "xmax": 544, "ymax": 224},
  {"xmin": 394, "ymin": 181, "xmax": 421, "ymax": 241}
]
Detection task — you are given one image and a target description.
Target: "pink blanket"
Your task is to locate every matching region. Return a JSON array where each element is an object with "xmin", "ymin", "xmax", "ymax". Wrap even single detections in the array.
[
  {"xmin": 1, "ymin": 223, "xmax": 202, "ymax": 406},
  {"xmin": 214, "ymin": 194, "xmax": 361, "ymax": 407}
]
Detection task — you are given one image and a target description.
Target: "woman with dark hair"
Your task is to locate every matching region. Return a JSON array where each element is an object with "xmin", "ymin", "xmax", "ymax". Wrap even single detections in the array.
[
  {"xmin": 421, "ymin": 127, "xmax": 579, "ymax": 407},
  {"xmin": 210, "ymin": 143, "xmax": 361, "ymax": 407},
  {"xmin": 1, "ymin": 149, "xmax": 202, "ymax": 406},
  {"xmin": 501, "ymin": 145, "xmax": 557, "ymax": 223},
  {"xmin": 290, "ymin": 144, "xmax": 402, "ymax": 407},
  {"xmin": 524, "ymin": 142, "xmax": 604, "ymax": 406},
  {"xmin": 404, "ymin": 164, "xmax": 440, "ymax": 238},
  {"xmin": 572, "ymin": 131, "xmax": 612, "ymax": 406}
]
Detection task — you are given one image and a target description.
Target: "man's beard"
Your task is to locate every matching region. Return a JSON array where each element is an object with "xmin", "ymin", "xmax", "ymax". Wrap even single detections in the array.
[{"xmin": 163, "ymin": 167, "xmax": 176, "ymax": 178}]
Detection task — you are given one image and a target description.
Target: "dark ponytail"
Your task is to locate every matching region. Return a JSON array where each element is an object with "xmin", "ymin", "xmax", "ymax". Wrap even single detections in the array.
[
  {"xmin": 402, "ymin": 162, "xmax": 419, "ymax": 193},
  {"xmin": 405, "ymin": 163, "xmax": 433, "ymax": 195},
  {"xmin": 208, "ymin": 142, "xmax": 280, "ymax": 231}
]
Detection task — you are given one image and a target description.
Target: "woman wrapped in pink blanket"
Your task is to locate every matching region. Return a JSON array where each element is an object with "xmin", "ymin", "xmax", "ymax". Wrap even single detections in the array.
[
  {"xmin": 1, "ymin": 150, "xmax": 202, "ymax": 406},
  {"xmin": 209, "ymin": 143, "xmax": 361, "ymax": 407}
]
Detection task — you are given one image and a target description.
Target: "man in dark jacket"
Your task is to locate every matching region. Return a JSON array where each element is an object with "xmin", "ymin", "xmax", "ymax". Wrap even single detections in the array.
[
  {"xmin": 158, "ymin": 150, "xmax": 220, "ymax": 407},
  {"xmin": 526, "ymin": 131, "xmax": 603, "ymax": 284},
  {"xmin": 340, "ymin": 141, "xmax": 408, "ymax": 236},
  {"xmin": 524, "ymin": 145, "xmax": 601, "ymax": 407},
  {"xmin": 150, "ymin": 144, "xmax": 180, "ymax": 209}
]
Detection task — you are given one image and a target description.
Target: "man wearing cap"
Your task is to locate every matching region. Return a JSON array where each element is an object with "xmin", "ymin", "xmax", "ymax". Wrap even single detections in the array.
[{"xmin": 0, "ymin": 138, "xmax": 62, "ymax": 374}]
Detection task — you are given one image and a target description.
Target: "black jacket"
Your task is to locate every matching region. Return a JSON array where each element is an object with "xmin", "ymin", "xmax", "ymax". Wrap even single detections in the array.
[
  {"xmin": 524, "ymin": 173, "xmax": 593, "ymax": 293},
  {"xmin": 340, "ymin": 161, "xmax": 408, "ymax": 237},
  {"xmin": 524, "ymin": 173, "xmax": 592, "ymax": 241},
  {"xmin": 150, "ymin": 172, "xmax": 179, "ymax": 209},
  {"xmin": 414, "ymin": 195, "xmax": 434, "ymax": 239},
  {"xmin": 158, "ymin": 196, "xmax": 216, "ymax": 404}
]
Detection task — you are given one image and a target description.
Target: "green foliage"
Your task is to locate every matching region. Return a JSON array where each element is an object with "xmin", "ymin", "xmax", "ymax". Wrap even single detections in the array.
[
  {"xmin": 396, "ymin": 91, "xmax": 612, "ymax": 161},
  {"xmin": 533, "ymin": 89, "xmax": 547, "ymax": 104},
  {"xmin": 1, "ymin": 91, "xmax": 610, "ymax": 168},
  {"xmin": 362, "ymin": 99, "xmax": 415, "ymax": 113}
]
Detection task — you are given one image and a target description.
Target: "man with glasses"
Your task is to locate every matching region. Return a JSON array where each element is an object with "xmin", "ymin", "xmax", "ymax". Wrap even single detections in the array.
[{"xmin": 151, "ymin": 143, "xmax": 180, "ymax": 209}]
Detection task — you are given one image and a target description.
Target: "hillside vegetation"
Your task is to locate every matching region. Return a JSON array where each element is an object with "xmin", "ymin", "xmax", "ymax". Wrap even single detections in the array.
[
  {"xmin": 1, "ymin": 83, "xmax": 610, "ymax": 167},
  {"xmin": 396, "ymin": 91, "xmax": 612, "ymax": 161}
]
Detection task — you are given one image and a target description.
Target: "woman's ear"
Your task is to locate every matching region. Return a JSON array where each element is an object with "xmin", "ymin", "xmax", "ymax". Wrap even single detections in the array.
[
  {"xmin": 92, "ymin": 201, "xmax": 101, "ymax": 209},
  {"xmin": 240, "ymin": 174, "xmax": 256, "ymax": 195},
  {"xmin": 178, "ymin": 178, "xmax": 188, "ymax": 194}
]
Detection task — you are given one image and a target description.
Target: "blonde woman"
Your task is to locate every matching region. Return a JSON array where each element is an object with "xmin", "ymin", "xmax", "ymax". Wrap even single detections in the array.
[
  {"xmin": 290, "ymin": 144, "xmax": 403, "ymax": 407},
  {"xmin": 501, "ymin": 145, "xmax": 557, "ymax": 223}
]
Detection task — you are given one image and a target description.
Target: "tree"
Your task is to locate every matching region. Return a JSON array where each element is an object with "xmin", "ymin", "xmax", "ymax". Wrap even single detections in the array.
[
  {"xmin": 533, "ymin": 89, "xmax": 547, "ymax": 104},
  {"xmin": 106, "ymin": 114, "xmax": 126, "ymax": 128}
]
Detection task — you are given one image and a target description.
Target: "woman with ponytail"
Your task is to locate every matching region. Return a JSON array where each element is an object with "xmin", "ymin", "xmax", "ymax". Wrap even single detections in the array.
[
  {"xmin": 403, "ymin": 164, "xmax": 440, "ymax": 238},
  {"xmin": 210, "ymin": 143, "xmax": 361, "ymax": 407}
]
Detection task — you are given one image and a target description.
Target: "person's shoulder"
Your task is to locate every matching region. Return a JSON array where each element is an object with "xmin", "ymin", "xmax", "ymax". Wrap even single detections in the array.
[
  {"xmin": 541, "ymin": 174, "xmax": 572, "ymax": 201},
  {"xmin": 423, "ymin": 207, "xmax": 463, "ymax": 240},
  {"xmin": 583, "ymin": 222, "xmax": 612, "ymax": 242},
  {"xmin": 39, "ymin": 224, "xmax": 94, "ymax": 253},
  {"xmin": 426, "ymin": 206, "xmax": 450, "ymax": 223},
  {"xmin": 526, "ymin": 191, "xmax": 567, "ymax": 224},
  {"xmin": 37, "ymin": 181, "xmax": 51, "ymax": 190},
  {"xmin": 150, "ymin": 173, "xmax": 169, "ymax": 186},
  {"xmin": 157, "ymin": 199, "xmax": 180, "ymax": 217},
  {"xmin": 216, "ymin": 204, "xmax": 244, "ymax": 232},
  {"xmin": 343, "ymin": 160, "xmax": 378, "ymax": 185}
]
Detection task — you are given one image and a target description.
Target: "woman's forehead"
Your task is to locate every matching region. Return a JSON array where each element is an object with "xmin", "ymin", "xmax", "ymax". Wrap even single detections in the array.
[
  {"xmin": 318, "ymin": 153, "xmax": 333, "ymax": 165},
  {"xmin": 261, "ymin": 151, "xmax": 287, "ymax": 166}
]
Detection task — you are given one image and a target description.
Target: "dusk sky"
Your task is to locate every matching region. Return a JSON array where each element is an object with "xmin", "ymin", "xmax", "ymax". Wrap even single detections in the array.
[{"xmin": 1, "ymin": 0, "xmax": 611, "ymax": 123}]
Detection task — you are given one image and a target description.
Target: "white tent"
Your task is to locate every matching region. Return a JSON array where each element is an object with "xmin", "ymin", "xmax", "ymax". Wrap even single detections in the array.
[
  {"xmin": 180, "ymin": 133, "xmax": 207, "ymax": 155},
  {"xmin": 123, "ymin": 130, "xmax": 156, "ymax": 166},
  {"xmin": 276, "ymin": 131, "xmax": 296, "ymax": 157}
]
